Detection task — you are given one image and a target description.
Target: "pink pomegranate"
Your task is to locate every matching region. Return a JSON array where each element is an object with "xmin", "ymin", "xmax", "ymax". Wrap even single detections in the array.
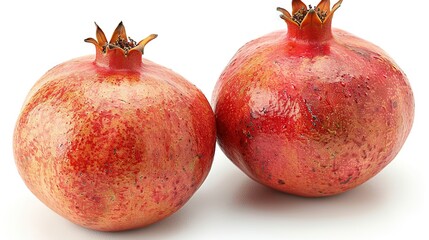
[
  {"xmin": 212, "ymin": 0, "xmax": 414, "ymax": 197},
  {"xmin": 13, "ymin": 22, "xmax": 216, "ymax": 231}
]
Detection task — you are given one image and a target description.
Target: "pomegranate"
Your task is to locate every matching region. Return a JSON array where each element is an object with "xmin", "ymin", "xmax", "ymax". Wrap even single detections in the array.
[
  {"xmin": 13, "ymin": 22, "xmax": 216, "ymax": 231},
  {"xmin": 212, "ymin": 0, "xmax": 414, "ymax": 197}
]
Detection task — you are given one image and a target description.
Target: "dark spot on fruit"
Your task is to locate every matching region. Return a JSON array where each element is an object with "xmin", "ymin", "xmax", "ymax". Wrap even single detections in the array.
[
  {"xmin": 304, "ymin": 100, "xmax": 318, "ymax": 126},
  {"xmin": 340, "ymin": 176, "xmax": 352, "ymax": 185},
  {"xmin": 259, "ymin": 107, "xmax": 268, "ymax": 114},
  {"xmin": 243, "ymin": 130, "xmax": 253, "ymax": 139},
  {"xmin": 313, "ymin": 85, "xmax": 321, "ymax": 92},
  {"xmin": 246, "ymin": 121, "xmax": 254, "ymax": 128},
  {"xmin": 361, "ymin": 150, "xmax": 368, "ymax": 159},
  {"xmin": 278, "ymin": 179, "xmax": 285, "ymax": 185},
  {"xmin": 250, "ymin": 111, "xmax": 258, "ymax": 119}
]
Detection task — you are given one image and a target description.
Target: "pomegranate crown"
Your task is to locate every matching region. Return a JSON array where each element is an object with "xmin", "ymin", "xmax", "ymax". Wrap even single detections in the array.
[
  {"xmin": 84, "ymin": 22, "xmax": 157, "ymax": 56},
  {"xmin": 277, "ymin": 0, "xmax": 342, "ymax": 27}
]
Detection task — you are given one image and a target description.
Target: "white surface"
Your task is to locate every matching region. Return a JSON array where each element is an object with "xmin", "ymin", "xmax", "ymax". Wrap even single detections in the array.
[{"xmin": 1, "ymin": 0, "xmax": 427, "ymax": 239}]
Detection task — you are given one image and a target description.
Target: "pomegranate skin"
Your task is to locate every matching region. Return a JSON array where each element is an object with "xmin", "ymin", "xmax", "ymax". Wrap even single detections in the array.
[
  {"xmin": 212, "ymin": 6, "xmax": 414, "ymax": 197},
  {"xmin": 13, "ymin": 25, "xmax": 215, "ymax": 231}
]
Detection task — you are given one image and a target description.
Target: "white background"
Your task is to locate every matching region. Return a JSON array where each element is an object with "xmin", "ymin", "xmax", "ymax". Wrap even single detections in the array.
[{"xmin": 1, "ymin": 0, "xmax": 428, "ymax": 239}]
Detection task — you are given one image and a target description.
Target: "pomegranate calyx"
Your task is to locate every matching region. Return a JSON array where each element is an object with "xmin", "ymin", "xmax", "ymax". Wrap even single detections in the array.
[
  {"xmin": 278, "ymin": 0, "xmax": 343, "ymax": 27},
  {"xmin": 84, "ymin": 22, "xmax": 157, "ymax": 56}
]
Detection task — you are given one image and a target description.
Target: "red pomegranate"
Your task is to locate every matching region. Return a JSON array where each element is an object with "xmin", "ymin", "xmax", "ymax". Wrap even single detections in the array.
[
  {"xmin": 13, "ymin": 22, "xmax": 216, "ymax": 231},
  {"xmin": 212, "ymin": 0, "xmax": 414, "ymax": 197}
]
